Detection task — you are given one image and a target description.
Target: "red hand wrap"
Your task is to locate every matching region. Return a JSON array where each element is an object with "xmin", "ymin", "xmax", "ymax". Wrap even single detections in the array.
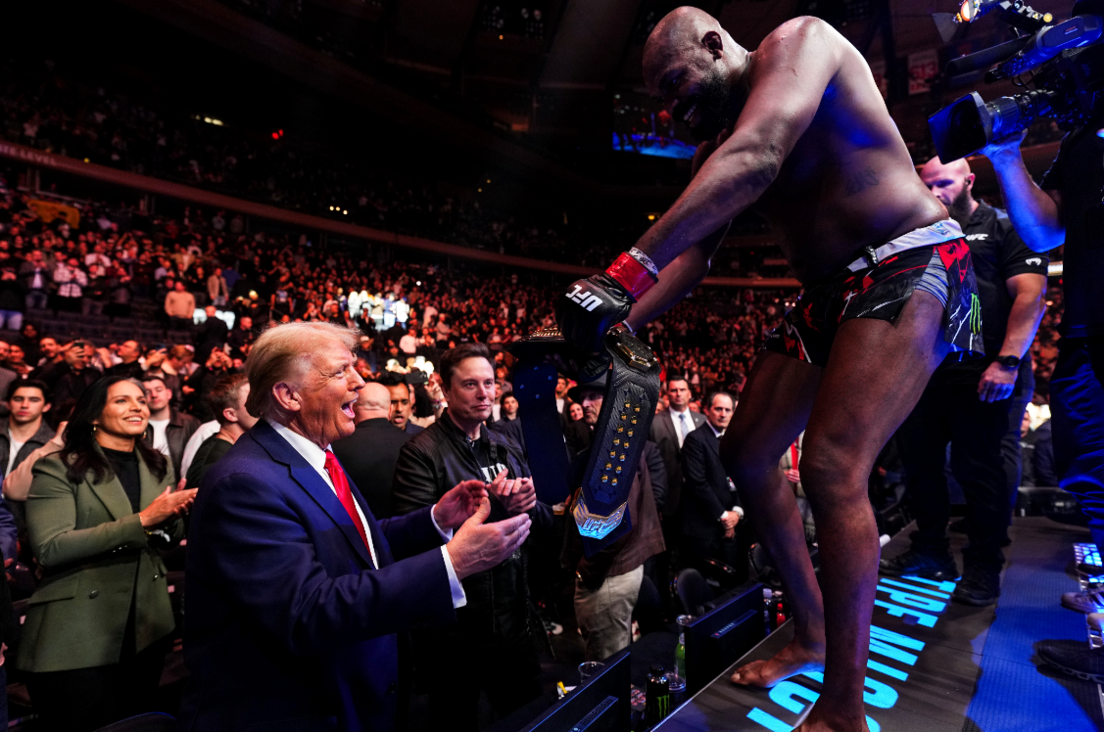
[{"xmin": 606, "ymin": 252, "xmax": 657, "ymax": 301}]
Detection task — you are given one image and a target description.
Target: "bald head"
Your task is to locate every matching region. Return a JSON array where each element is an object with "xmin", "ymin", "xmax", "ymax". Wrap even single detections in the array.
[
  {"xmin": 646, "ymin": 6, "xmax": 725, "ymax": 56},
  {"xmin": 920, "ymin": 156, "xmax": 972, "ymax": 183},
  {"xmin": 643, "ymin": 7, "xmax": 747, "ymax": 143},
  {"xmin": 919, "ymin": 156, "xmax": 977, "ymax": 222},
  {"xmin": 355, "ymin": 382, "xmax": 393, "ymax": 424}
]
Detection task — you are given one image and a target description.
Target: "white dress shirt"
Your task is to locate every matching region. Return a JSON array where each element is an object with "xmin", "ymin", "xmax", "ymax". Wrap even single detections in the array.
[
  {"xmin": 672, "ymin": 408, "xmax": 693, "ymax": 448},
  {"xmin": 268, "ymin": 419, "xmax": 466, "ymax": 608}
]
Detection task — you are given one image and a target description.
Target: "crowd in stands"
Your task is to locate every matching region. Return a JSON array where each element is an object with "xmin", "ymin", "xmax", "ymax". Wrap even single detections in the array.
[
  {"xmin": 0, "ymin": 170, "xmax": 805, "ymax": 729},
  {"xmin": 0, "ymin": 60, "xmax": 643, "ymax": 266},
  {"xmin": 0, "ymin": 132, "xmax": 1069, "ymax": 729}
]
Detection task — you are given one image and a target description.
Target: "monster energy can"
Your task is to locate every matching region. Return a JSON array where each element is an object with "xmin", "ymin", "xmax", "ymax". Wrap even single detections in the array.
[{"xmin": 645, "ymin": 666, "xmax": 671, "ymax": 727}]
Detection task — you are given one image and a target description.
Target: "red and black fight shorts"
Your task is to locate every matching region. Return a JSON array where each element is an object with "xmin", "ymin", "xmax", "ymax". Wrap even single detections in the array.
[{"xmin": 763, "ymin": 237, "xmax": 984, "ymax": 368}]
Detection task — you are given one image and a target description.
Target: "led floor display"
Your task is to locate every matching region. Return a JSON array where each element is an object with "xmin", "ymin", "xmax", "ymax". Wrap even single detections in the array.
[{"xmin": 656, "ymin": 517, "xmax": 1104, "ymax": 731}]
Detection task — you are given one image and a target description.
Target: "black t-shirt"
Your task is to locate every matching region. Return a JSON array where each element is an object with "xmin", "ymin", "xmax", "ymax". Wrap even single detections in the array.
[
  {"xmin": 102, "ymin": 447, "xmax": 141, "ymax": 514},
  {"xmin": 937, "ymin": 203, "xmax": 1048, "ymax": 384},
  {"xmin": 1040, "ymin": 125, "xmax": 1104, "ymax": 338},
  {"xmin": 185, "ymin": 434, "xmax": 232, "ymax": 490}
]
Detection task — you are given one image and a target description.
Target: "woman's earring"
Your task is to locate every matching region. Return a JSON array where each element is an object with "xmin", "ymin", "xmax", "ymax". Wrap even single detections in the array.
[{"xmin": 91, "ymin": 424, "xmax": 97, "ymax": 433}]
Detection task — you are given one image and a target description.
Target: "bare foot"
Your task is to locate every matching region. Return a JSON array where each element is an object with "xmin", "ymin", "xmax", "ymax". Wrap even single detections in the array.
[
  {"xmin": 729, "ymin": 637, "xmax": 825, "ymax": 688},
  {"xmin": 794, "ymin": 709, "xmax": 870, "ymax": 732},
  {"xmin": 794, "ymin": 721, "xmax": 869, "ymax": 732}
]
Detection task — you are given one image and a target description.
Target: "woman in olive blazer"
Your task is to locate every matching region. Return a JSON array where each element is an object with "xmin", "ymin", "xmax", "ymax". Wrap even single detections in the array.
[{"xmin": 16, "ymin": 375, "xmax": 198, "ymax": 732}]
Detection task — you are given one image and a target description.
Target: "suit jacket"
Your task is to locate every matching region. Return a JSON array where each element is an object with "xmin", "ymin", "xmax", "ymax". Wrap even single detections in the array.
[
  {"xmin": 179, "ymin": 420, "xmax": 455, "ymax": 732},
  {"xmin": 331, "ymin": 418, "xmax": 411, "ymax": 520},
  {"xmin": 681, "ymin": 424, "xmax": 742, "ymax": 540},
  {"xmin": 649, "ymin": 408, "xmax": 706, "ymax": 516},
  {"xmin": 16, "ymin": 449, "xmax": 180, "ymax": 673}
]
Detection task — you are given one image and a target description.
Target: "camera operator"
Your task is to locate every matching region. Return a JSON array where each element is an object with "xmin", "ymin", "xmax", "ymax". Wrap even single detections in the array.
[
  {"xmin": 980, "ymin": 95, "xmax": 1104, "ymax": 676},
  {"xmin": 880, "ymin": 155, "xmax": 1047, "ymax": 606}
]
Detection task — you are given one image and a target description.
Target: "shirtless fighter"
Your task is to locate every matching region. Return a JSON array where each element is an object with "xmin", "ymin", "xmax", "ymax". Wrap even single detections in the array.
[{"xmin": 555, "ymin": 8, "xmax": 982, "ymax": 731}]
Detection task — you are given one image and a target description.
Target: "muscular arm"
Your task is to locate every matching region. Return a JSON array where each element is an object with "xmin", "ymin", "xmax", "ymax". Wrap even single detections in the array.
[
  {"xmin": 1001, "ymin": 273, "xmax": 1047, "ymax": 359},
  {"xmin": 983, "ymin": 141, "xmax": 1064, "ymax": 253},
  {"xmin": 626, "ymin": 223, "xmax": 728, "ymax": 330},
  {"xmin": 977, "ymin": 272, "xmax": 1046, "ymax": 402},
  {"xmin": 634, "ymin": 18, "xmax": 844, "ymax": 272}
]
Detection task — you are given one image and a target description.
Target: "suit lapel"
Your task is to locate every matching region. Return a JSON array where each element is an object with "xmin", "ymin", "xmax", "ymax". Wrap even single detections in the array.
[
  {"xmin": 253, "ymin": 422, "xmax": 376, "ymax": 569},
  {"xmin": 286, "ymin": 463, "xmax": 376, "ymax": 569},
  {"xmin": 346, "ymin": 475, "xmax": 392, "ymax": 567},
  {"xmin": 137, "ymin": 452, "xmax": 163, "ymax": 508},
  {"xmin": 86, "ymin": 444, "xmax": 143, "ymax": 521},
  {"xmin": 88, "ymin": 472, "xmax": 135, "ymax": 522}
]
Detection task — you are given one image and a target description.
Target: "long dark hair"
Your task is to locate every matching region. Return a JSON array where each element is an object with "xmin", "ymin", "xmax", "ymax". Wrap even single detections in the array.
[{"xmin": 60, "ymin": 375, "xmax": 169, "ymax": 485}]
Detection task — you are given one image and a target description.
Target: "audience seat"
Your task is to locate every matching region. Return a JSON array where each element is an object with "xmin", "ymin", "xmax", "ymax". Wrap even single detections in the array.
[
  {"xmin": 673, "ymin": 569, "xmax": 714, "ymax": 617},
  {"xmin": 697, "ymin": 557, "xmax": 742, "ymax": 592}
]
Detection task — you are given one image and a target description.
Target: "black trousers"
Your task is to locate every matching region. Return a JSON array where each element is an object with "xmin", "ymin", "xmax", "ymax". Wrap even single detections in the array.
[
  {"xmin": 1002, "ymin": 366, "xmax": 1034, "ymax": 516},
  {"xmin": 1052, "ymin": 336, "xmax": 1104, "ymax": 554},
  {"xmin": 25, "ymin": 636, "xmax": 171, "ymax": 732},
  {"xmin": 898, "ymin": 377, "xmax": 1012, "ymax": 571}
]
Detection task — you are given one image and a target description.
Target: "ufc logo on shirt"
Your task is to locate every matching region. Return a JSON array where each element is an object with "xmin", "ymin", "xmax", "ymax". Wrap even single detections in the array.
[
  {"xmin": 565, "ymin": 284, "xmax": 606, "ymax": 312},
  {"xmin": 478, "ymin": 463, "xmax": 508, "ymax": 482}
]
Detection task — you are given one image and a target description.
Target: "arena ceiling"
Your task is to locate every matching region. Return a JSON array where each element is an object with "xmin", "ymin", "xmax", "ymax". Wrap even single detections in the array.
[{"xmin": 91, "ymin": 0, "xmax": 1084, "ymax": 192}]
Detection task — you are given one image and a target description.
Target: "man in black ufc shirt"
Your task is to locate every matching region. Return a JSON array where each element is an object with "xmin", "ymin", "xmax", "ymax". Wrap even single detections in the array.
[{"xmin": 880, "ymin": 156, "xmax": 1048, "ymax": 606}]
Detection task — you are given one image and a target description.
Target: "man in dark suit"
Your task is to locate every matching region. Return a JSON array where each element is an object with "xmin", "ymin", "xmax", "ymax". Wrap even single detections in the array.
[
  {"xmin": 331, "ymin": 381, "xmax": 411, "ymax": 519},
  {"xmin": 650, "ymin": 376, "xmax": 707, "ymax": 520},
  {"xmin": 381, "ymin": 374, "xmax": 424, "ymax": 435},
  {"xmin": 649, "ymin": 376, "xmax": 705, "ymax": 604},
  {"xmin": 681, "ymin": 391, "xmax": 745, "ymax": 577},
  {"xmin": 179, "ymin": 323, "xmax": 531, "ymax": 732}
]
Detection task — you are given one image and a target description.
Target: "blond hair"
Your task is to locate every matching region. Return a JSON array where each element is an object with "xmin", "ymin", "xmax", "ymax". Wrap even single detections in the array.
[{"xmin": 245, "ymin": 322, "xmax": 360, "ymax": 419}]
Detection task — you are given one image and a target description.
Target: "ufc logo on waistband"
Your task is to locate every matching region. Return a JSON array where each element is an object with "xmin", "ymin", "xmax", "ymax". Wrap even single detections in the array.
[{"xmin": 566, "ymin": 284, "xmax": 604, "ymax": 311}]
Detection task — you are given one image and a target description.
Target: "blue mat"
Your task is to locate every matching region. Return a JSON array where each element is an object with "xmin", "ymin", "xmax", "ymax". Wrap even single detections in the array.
[{"xmin": 965, "ymin": 518, "xmax": 1103, "ymax": 731}]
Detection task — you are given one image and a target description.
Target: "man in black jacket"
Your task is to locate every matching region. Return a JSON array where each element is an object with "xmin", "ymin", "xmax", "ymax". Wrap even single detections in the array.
[
  {"xmin": 0, "ymin": 379, "xmax": 55, "ymax": 548},
  {"xmin": 880, "ymin": 155, "xmax": 1048, "ymax": 607},
  {"xmin": 392, "ymin": 343, "xmax": 550, "ymax": 732},
  {"xmin": 141, "ymin": 371, "xmax": 201, "ymax": 481},
  {"xmin": 48, "ymin": 340, "xmax": 101, "ymax": 408},
  {"xmin": 195, "ymin": 306, "xmax": 229, "ymax": 364},
  {"xmin": 332, "ymin": 382, "xmax": 410, "ymax": 520},
  {"xmin": 681, "ymin": 392, "xmax": 744, "ymax": 576},
  {"xmin": 103, "ymin": 340, "xmax": 145, "ymax": 380}
]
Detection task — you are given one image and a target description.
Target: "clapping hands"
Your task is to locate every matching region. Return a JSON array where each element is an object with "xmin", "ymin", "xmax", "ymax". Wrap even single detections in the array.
[
  {"xmin": 433, "ymin": 480, "xmax": 489, "ymax": 531},
  {"xmin": 487, "ymin": 469, "xmax": 537, "ymax": 516}
]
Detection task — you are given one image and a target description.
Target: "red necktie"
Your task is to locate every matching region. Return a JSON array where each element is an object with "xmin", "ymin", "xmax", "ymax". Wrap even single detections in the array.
[{"xmin": 324, "ymin": 450, "xmax": 376, "ymax": 567}]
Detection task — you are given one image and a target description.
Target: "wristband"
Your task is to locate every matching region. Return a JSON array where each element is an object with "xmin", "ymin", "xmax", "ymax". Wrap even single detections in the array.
[
  {"xmin": 628, "ymin": 247, "xmax": 659, "ymax": 277},
  {"xmin": 606, "ymin": 252, "xmax": 658, "ymax": 301}
]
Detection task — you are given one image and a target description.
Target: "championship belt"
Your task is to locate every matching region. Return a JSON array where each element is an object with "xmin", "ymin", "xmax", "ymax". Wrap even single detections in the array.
[{"xmin": 509, "ymin": 325, "xmax": 661, "ymax": 555}]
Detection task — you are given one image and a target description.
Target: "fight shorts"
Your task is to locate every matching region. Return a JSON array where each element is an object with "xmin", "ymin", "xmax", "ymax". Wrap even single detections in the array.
[{"xmin": 763, "ymin": 219, "xmax": 983, "ymax": 367}]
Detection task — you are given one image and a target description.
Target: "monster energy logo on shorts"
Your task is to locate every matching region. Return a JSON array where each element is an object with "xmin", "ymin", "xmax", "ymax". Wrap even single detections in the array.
[{"xmin": 969, "ymin": 293, "xmax": 981, "ymax": 334}]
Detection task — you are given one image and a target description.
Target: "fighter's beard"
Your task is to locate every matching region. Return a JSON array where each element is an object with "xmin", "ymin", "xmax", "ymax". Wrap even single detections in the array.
[{"xmin": 684, "ymin": 71, "xmax": 740, "ymax": 143}]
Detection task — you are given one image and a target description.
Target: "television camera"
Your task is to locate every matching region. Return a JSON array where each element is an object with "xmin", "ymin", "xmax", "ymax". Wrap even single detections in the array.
[{"xmin": 928, "ymin": 0, "xmax": 1104, "ymax": 161}]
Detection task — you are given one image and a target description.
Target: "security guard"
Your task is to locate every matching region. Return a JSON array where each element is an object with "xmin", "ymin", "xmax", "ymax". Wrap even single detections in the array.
[{"xmin": 880, "ymin": 155, "xmax": 1048, "ymax": 606}]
